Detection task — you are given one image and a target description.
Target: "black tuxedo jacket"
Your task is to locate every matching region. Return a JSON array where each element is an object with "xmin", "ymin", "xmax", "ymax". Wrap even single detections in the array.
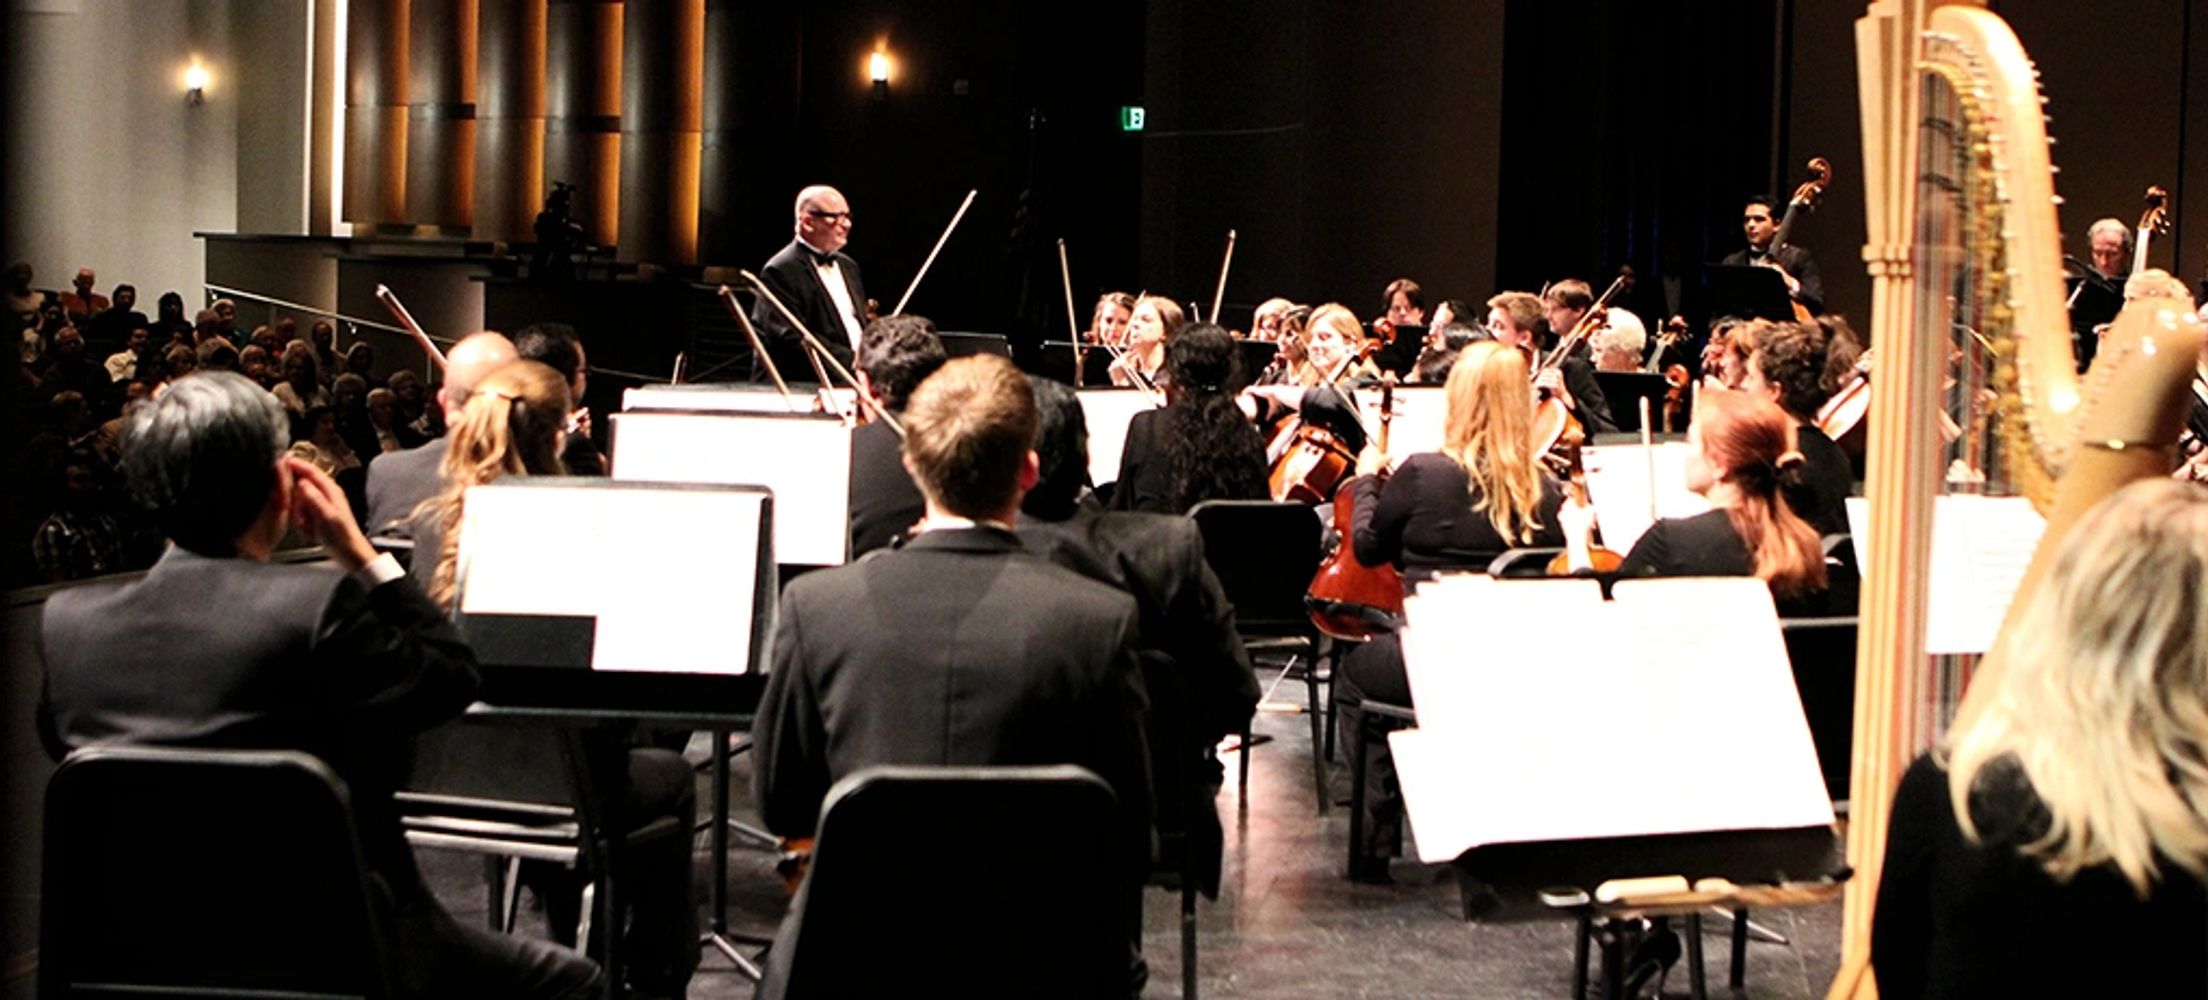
[
  {"xmin": 846, "ymin": 419, "xmax": 924, "ymax": 558},
  {"xmin": 1722, "ymin": 243, "xmax": 1825, "ymax": 314},
  {"xmin": 752, "ymin": 239, "xmax": 865, "ymax": 383},
  {"xmin": 38, "ymin": 547, "xmax": 480, "ymax": 885},
  {"xmin": 1017, "ymin": 507, "xmax": 1257, "ymax": 896},
  {"xmin": 753, "ymin": 527, "xmax": 1150, "ymax": 841},
  {"xmin": 364, "ymin": 437, "xmax": 448, "ymax": 537}
]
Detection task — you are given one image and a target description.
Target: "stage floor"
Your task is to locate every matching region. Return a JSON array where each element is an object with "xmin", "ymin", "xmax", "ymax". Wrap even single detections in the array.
[{"xmin": 417, "ymin": 660, "xmax": 1847, "ymax": 999}]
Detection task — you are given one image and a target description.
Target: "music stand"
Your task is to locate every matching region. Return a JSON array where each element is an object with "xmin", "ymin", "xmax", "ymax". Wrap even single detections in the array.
[
  {"xmin": 609, "ymin": 409, "xmax": 855, "ymax": 567},
  {"xmin": 936, "ymin": 332, "xmax": 1013, "ymax": 359},
  {"xmin": 1591, "ymin": 371, "xmax": 1668, "ymax": 433},
  {"xmin": 452, "ymin": 478, "xmax": 779, "ymax": 980},
  {"xmin": 1075, "ymin": 388, "xmax": 1165, "ymax": 488},
  {"xmin": 1035, "ymin": 341, "xmax": 1117, "ymax": 387},
  {"xmin": 1236, "ymin": 339, "xmax": 1280, "ymax": 382},
  {"xmin": 1704, "ymin": 265, "xmax": 1798, "ymax": 323},
  {"xmin": 1393, "ymin": 575, "xmax": 1844, "ymax": 996}
]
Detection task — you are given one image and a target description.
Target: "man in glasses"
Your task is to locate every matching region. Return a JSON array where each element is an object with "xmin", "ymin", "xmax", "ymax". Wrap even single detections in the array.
[
  {"xmin": 1721, "ymin": 195, "xmax": 1824, "ymax": 316},
  {"xmin": 752, "ymin": 184, "xmax": 869, "ymax": 381}
]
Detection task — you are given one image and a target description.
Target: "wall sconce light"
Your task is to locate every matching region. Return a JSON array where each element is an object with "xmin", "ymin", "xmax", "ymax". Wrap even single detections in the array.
[
  {"xmin": 183, "ymin": 61, "xmax": 209, "ymax": 105},
  {"xmin": 868, "ymin": 50, "xmax": 891, "ymax": 102}
]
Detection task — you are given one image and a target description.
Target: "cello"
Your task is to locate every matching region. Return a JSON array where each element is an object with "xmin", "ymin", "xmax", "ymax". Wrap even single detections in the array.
[
  {"xmin": 1266, "ymin": 339, "xmax": 1380, "ymax": 504},
  {"xmin": 1306, "ymin": 374, "xmax": 1403, "ymax": 640}
]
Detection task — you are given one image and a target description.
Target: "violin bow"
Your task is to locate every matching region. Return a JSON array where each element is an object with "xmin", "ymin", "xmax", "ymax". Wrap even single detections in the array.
[
  {"xmin": 1058, "ymin": 239, "xmax": 1088, "ymax": 385},
  {"xmin": 716, "ymin": 285, "xmax": 795, "ymax": 406},
  {"xmin": 740, "ymin": 270, "xmax": 905, "ymax": 437},
  {"xmin": 1209, "ymin": 229, "xmax": 1237, "ymax": 327},
  {"xmin": 892, "ymin": 188, "xmax": 978, "ymax": 316},
  {"xmin": 373, "ymin": 284, "xmax": 450, "ymax": 370}
]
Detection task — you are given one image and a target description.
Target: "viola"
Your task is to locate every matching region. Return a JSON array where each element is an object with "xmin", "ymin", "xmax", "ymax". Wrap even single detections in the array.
[
  {"xmin": 1306, "ymin": 374, "xmax": 1403, "ymax": 639},
  {"xmin": 1532, "ymin": 268, "xmax": 1634, "ymax": 458}
]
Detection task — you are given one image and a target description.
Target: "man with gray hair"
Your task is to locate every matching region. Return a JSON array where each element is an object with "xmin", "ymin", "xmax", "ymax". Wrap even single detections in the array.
[
  {"xmin": 2087, "ymin": 217, "xmax": 2131, "ymax": 281},
  {"xmin": 364, "ymin": 330, "xmax": 519, "ymax": 534},
  {"xmin": 38, "ymin": 371, "xmax": 601, "ymax": 998},
  {"xmin": 750, "ymin": 184, "xmax": 868, "ymax": 380}
]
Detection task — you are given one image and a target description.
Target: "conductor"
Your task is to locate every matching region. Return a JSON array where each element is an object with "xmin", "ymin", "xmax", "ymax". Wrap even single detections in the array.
[{"xmin": 752, "ymin": 185, "xmax": 868, "ymax": 381}]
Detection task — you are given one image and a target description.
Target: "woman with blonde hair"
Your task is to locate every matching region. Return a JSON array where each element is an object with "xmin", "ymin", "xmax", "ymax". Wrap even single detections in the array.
[
  {"xmin": 1294, "ymin": 303, "xmax": 1379, "ymax": 387},
  {"xmin": 1609, "ymin": 388, "xmax": 1826, "ymax": 608},
  {"xmin": 408, "ymin": 359, "xmax": 571, "ymax": 609},
  {"xmin": 1872, "ymin": 478, "xmax": 2208, "ymax": 998},
  {"xmin": 1334, "ymin": 340, "xmax": 1566, "ymax": 879}
]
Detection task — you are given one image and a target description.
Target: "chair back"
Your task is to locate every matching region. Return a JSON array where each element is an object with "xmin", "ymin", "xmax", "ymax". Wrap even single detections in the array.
[
  {"xmin": 1780, "ymin": 617, "xmax": 1859, "ymax": 803},
  {"xmin": 772, "ymin": 765, "xmax": 1130, "ymax": 999},
  {"xmin": 41, "ymin": 746, "xmax": 395, "ymax": 999},
  {"xmin": 1188, "ymin": 500, "xmax": 1322, "ymax": 637},
  {"xmin": 1486, "ymin": 547, "xmax": 1566, "ymax": 578}
]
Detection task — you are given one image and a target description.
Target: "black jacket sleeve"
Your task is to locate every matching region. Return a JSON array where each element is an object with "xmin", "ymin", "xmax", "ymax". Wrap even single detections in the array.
[
  {"xmin": 1563, "ymin": 358, "xmax": 1617, "ymax": 434},
  {"xmin": 754, "ymin": 586, "xmax": 835, "ymax": 837},
  {"xmin": 315, "ymin": 573, "xmax": 482, "ymax": 735}
]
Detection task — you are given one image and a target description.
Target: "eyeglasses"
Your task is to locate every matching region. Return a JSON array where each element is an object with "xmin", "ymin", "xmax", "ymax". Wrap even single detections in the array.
[{"xmin": 806, "ymin": 210, "xmax": 853, "ymax": 223}]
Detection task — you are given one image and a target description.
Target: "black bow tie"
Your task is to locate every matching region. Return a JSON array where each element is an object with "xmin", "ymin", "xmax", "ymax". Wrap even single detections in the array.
[{"xmin": 804, "ymin": 247, "xmax": 838, "ymax": 267}]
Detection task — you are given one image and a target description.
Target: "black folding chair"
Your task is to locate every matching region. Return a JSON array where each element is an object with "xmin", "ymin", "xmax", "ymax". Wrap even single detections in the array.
[
  {"xmin": 41, "ymin": 746, "xmax": 399, "ymax": 998},
  {"xmin": 1188, "ymin": 500, "xmax": 1328, "ymax": 811},
  {"xmin": 765, "ymin": 765, "xmax": 1131, "ymax": 999}
]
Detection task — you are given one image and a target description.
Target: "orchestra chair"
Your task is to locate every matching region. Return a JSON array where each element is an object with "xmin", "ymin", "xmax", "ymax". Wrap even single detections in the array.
[
  {"xmin": 1779, "ymin": 616, "xmax": 1858, "ymax": 806},
  {"xmin": 766, "ymin": 765, "xmax": 1129, "ymax": 999},
  {"xmin": 1818, "ymin": 533, "xmax": 1861, "ymax": 616},
  {"xmin": 41, "ymin": 746, "xmax": 399, "ymax": 999},
  {"xmin": 397, "ymin": 722, "xmax": 687, "ymax": 995},
  {"xmin": 1187, "ymin": 500, "xmax": 1327, "ymax": 811},
  {"xmin": 1344, "ymin": 698, "xmax": 1418, "ymax": 878},
  {"xmin": 1486, "ymin": 547, "xmax": 1567, "ymax": 578}
]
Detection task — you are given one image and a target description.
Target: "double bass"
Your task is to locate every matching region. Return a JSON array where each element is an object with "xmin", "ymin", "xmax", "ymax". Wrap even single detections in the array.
[
  {"xmin": 1306, "ymin": 375, "xmax": 1403, "ymax": 640},
  {"xmin": 1769, "ymin": 156, "xmax": 1833, "ymax": 323}
]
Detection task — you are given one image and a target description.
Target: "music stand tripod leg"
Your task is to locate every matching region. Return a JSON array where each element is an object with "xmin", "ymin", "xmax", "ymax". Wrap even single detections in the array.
[{"xmin": 699, "ymin": 727, "xmax": 769, "ymax": 981}]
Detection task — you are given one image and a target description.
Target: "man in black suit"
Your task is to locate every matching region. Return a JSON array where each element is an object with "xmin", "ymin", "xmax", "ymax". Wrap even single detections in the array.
[
  {"xmin": 846, "ymin": 313, "xmax": 946, "ymax": 557},
  {"xmin": 752, "ymin": 355, "xmax": 1152, "ymax": 998},
  {"xmin": 363, "ymin": 330, "xmax": 518, "ymax": 535},
  {"xmin": 1017, "ymin": 376, "xmax": 1257, "ymax": 897},
  {"xmin": 38, "ymin": 372, "xmax": 600, "ymax": 998},
  {"xmin": 751, "ymin": 184, "xmax": 868, "ymax": 382},
  {"xmin": 1722, "ymin": 195, "xmax": 1825, "ymax": 315}
]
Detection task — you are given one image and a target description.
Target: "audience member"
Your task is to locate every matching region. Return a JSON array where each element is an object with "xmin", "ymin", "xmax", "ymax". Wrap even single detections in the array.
[
  {"xmin": 38, "ymin": 328, "xmax": 110, "ymax": 410},
  {"xmin": 195, "ymin": 338, "xmax": 239, "ymax": 374},
  {"xmin": 237, "ymin": 344, "xmax": 276, "ymax": 388},
  {"xmin": 365, "ymin": 387, "xmax": 405, "ymax": 454},
  {"xmin": 331, "ymin": 373, "xmax": 383, "ymax": 460},
  {"xmin": 35, "ymin": 371, "xmax": 603, "ymax": 998},
  {"xmin": 308, "ymin": 319, "xmax": 341, "ymax": 380},
  {"xmin": 1020, "ymin": 375, "xmax": 1258, "ymax": 894},
  {"xmin": 1873, "ymin": 478, "xmax": 2208, "ymax": 998},
  {"xmin": 160, "ymin": 343, "xmax": 197, "ymax": 382},
  {"xmin": 209, "ymin": 297, "xmax": 238, "ymax": 340},
  {"xmin": 31, "ymin": 451, "xmax": 124, "ymax": 582},
  {"xmin": 753, "ymin": 355, "xmax": 1153, "ymax": 997},
  {"xmin": 4, "ymin": 262, "xmax": 39, "ymax": 328},
  {"xmin": 845, "ymin": 314, "xmax": 947, "ymax": 556},
  {"xmin": 58, "ymin": 267, "xmax": 108, "ymax": 326},
  {"xmin": 386, "ymin": 368, "xmax": 433, "ymax": 446},
  {"xmin": 149, "ymin": 291, "xmax": 191, "ymax": 344},
  {"xmin": 363, "ymin": 332, "xmax": 516, "ymax": 535},
  {"xmin": 344, "ymin": 342, "xmax": 377, "ymax": 386},
  {"xmin": 84, "ymin": 283, "xmax": 145, "ymax": 354},
  {"xmin": 103, "ymin": 326, "xmax": 149, "ymax": 383},
  {"xmin": 272, "ymin": 341, "xmax": 332, "ymax": 416}
]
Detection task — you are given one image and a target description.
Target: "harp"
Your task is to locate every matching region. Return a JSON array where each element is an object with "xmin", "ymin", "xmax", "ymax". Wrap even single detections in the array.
[{"xmin": 1834, "ymin": 3, "xmax": 2206, "ymax": 995}]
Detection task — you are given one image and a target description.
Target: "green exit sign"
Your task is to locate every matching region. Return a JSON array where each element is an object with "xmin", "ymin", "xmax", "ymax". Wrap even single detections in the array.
[{"xmin": 1119, "ymin": 105, "xmax": 1146, "ymax": 132}]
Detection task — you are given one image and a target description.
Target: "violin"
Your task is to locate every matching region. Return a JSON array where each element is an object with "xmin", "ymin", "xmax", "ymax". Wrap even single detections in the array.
[
  {"xmin": 1531, "ymin": 269, "xmax": 1634, "ymax": 460},
  {"xmin": 1306, "ymin": 374, "xmax": 1404, "ymax": 639},
  {"xmin": 1647, "ymin": 316, "xmax": 1691, "ymax": 432}
]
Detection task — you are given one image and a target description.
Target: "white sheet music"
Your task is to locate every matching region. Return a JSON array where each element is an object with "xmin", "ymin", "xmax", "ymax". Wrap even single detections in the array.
[
  {"xmin": 1581, "ymin": 441, "xmax": 1710, "ymax": 554},
  {"xmin": 1393, "ymin": 576, "xmax": 1834, "ymax": 861},
  {"xmin": 457, "ymin": 482, "xmax": 769, "ymax": 674},
  {"xmin": 623, "ymin": 383, "xmax": 858, "ymax": 416},
  {"xmin": 1359, "ymin": 386, "xmax": 1447, "ymax": 467},
  {"xmin": 1845, "ymin": 495, "xmax": 2045, "ymax": 655},
  {"xmin": 1076, "ymin": 389, "xmax": 1163, "ymax": 488},
  {"xmin": 610, "ymin": 411, "xmax": 853, "ymax": 565}
]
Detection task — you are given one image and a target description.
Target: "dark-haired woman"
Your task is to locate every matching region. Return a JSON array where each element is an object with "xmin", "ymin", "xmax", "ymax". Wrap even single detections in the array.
[{"xmin": 1110, "ymin": 323, "xmax": 1268, "ymax": 514}]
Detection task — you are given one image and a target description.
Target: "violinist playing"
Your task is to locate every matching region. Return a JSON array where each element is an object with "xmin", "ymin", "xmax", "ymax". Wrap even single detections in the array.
[
  {"xmin": 1108, "ymin": 295, "xmax": 1183, "ymax": 389},
  {"xmin": 1087, "ymin": 291, "xmax": 1137, "ymax": 347},
  {"xmin": 1333, "ymin": 340, "xmax": 1566, "ymax": 881},
  {"xmin": 1492, "ymin": 290, "xmax": 1617, "ymax": 433},
  {"xmin": 1245, "ymin": 303, "xmax": 1382, "ymax": 458},
  {"xmin": 1249, "ymin": 297, "xmax": 1297, "ymax": 342},
  {"xmin": 1568, "ymin": 389, "xmax": 1829, "ymax": 615}
]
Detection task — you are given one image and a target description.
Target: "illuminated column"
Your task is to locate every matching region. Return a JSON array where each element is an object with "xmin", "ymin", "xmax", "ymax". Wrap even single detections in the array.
[
  {"xmin": 343, "ymin": 0, "xmax": 409, "ymax": 226},
  {"xmin": 544, "ymin": 0, "xmax": 623, "ymax": 247},
  {"xmin": 474, "ymin": 0, "xmax": 547, "ymax": 243},
  {"xmin": 617, "ymin": 0, "xmax": 704, "ymax": 264},
  {"xmin": 406, "ymin": 0, "xmax": 478, "ymax": 228}
]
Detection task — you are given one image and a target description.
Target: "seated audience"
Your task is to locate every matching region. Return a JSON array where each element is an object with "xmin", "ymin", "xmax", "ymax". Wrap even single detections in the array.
[
  {"xmin": 103, "ymin": 326, "xmax": 149, "ymax": 383},
  {"xmin": 1605, "ymin": 389, "xmax": 1827, "ymax": 613},
  {"xmin": 753, "ymin": 355, "xmax": 1152, "ymax": 998},
  {"xmin": 36, "ymin": 371, "xmax": 602, "ymax": 998},
  {"xmin": 1335, "ymin": 341, "xmax": 1567, "ymax": 877},
  {"xmin": 1873, "ymin": 478, "xmax": 2208, "ymax": 998},
  {"xmin": 85, "ymin": 283, "xmax": 145, "ymax": 354},
  {"xmin": 309, "ymin": 318, "xmax": 342, "ymax": 377},
  {"xmin": 31, "ymin": 451, "xmax": 124, "ymax": 582},
  {"xmin": 1020, "ymin": 375, "xmax": 1259, "ymax": 892},
  {"xmin": 846, "ymin": 314, "xmax": 948, "ymax": 557},
  {"xmin": 58, "ymin": 267, "xmax": 107, "ymax": 326},
  {"xmin": 1111, "ymin": 323, "xmax": 1269, "ymax": 513},
  {"xmin": 344, "ymin": 342, "xmax": 378, "ymax": 386},
  {"xmin": 272, "ymin": 342, "xmax": 332, "ymax": 416},
  {"xmin": 149, "ymin": 291, "xmax": 191, "ymax": 345},
  {"xmin": 365, "ymin": 387, "xmax": 405, "ymax": 454}
]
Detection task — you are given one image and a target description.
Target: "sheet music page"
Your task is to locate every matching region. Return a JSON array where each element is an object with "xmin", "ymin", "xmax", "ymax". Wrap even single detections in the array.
[
  {"xmin": 1076, "ymin": 390, "xmax": 1163, "ymax": 488},
  {"xmin": 1844, "ymin": 495, "xmax": 2045, "ymax": 655},
  {"xmin": 624, "ymin": 384, "xmax": 856, "ymax": 414},
  {"xmin": 1582, "ymin": 442, "xmax": 1709, "ymax": 553},
  {"xmin": 610, "ymin": 412, "xmax": 852, "ymax": 565},
  {"xmin": 459, "ymin": 484, "xmax": 767, "ymax": 674},
  {"xmin": 1395, "ymin": 576, "xmax": 1833, "ymax": 860}
]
